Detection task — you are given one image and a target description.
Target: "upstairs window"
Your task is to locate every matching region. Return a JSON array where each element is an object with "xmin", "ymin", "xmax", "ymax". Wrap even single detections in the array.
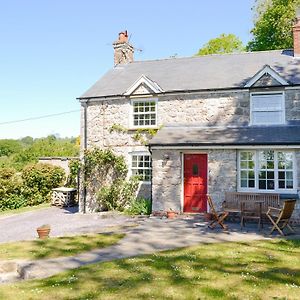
[
  {"xmin": 132, "ymin": 99, "xmax": 157, "ymax": 128},
  {"xmin": 250, "ymin": 93, "xmax": 285, "ymax": 125}
]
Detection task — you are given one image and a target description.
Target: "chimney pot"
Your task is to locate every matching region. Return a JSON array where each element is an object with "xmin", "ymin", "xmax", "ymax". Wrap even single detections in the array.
[{"xmin": 118, "ymin": 31, "xmax": 128, "ymax": 43}]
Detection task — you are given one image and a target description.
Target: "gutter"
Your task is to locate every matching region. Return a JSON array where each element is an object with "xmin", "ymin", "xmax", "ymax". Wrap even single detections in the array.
[
  {"xmin": 77, "ymin": 84, "xmax": 300, "ymax": 102},
  {"xmin": 149, "ymin": 144, "xmax": 300, "ymax": 150}
]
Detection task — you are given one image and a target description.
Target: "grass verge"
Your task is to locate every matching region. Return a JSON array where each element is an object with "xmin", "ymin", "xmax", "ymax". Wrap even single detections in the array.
[
  {"xmin": 0, "ymin": 203, "xmax": 50, "ymax": 218},
  {"xmin": 0, "ymin": 233, "xmax": 124, "ymax": 260},
  {"xmin": 0, "ymin": 239, "xmax": 299, "ymax": 299}
]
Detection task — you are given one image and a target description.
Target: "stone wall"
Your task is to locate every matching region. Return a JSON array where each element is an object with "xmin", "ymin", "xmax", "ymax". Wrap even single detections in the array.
[
  {"xmin": 80, "ymin": 88, "xmax": 300, "ymax": 213},
  {"xmin": 151, "ymin": 149, "xmax": 237, "ymax": 214}
]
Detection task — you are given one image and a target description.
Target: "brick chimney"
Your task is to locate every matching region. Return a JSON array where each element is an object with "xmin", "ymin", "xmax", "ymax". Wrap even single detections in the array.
[
  {"xmin": 113, "ymin": 30, "xmax": 134, "ymax": 65},
  {"xmin": 293, "ymin": 8, "xmax": 300, "ymax": 57}
]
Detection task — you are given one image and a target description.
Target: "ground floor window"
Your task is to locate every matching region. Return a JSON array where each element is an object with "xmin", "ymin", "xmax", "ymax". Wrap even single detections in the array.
[
  {"xmin": 131, "ymin": 154, "xmax": 152, "ymax": 182},
  {"xmin": 238, "ymin": 150, "xmax": 295, "ymax": 192}
]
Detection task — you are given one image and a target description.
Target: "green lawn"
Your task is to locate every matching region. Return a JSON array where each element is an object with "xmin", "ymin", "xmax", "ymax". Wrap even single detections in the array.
[
  {"xmin": 0, "ymin": 233, "xmax": 124, "ymax": 260},
  {"xmin": 0, "ymin": 239, "xmax": 299, "ymax": 299},
  {"xmin": 0, "ymin": 203, "xmax": 50, "ymax": 217}
]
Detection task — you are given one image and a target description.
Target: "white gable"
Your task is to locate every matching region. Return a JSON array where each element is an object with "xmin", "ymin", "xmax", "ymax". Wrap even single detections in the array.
[
  {"xmin": 124, "ymin": 75, "xmax": 164, "ymax": 96},
  {"xmin": 244, "ymin": 65, "xmax": 289, "ymax": 88}
]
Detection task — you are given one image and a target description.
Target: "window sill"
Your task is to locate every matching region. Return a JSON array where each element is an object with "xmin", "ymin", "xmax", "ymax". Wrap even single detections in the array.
[
  {"xmin": 237, "ymin": 188, "xmax": 297, "ymax": 194},
  {"xmin": 128, "ymin": 126, "xmax": 160, "ymax": 131}
]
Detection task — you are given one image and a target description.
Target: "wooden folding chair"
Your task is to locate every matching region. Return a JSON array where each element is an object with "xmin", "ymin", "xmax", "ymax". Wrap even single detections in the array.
[
  {"xmin": 266, "ymin": 199, "xmax": 296, "ymax": 236},
  {"xmin": 207, "ymin": 195, "xmax": 229, "ymax": 230}
]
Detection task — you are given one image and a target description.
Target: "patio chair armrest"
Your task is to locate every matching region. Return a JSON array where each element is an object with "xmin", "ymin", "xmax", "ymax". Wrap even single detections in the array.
[{"xmin": 267, "ymin": 206, "xmax": 282, "ymax": 216}]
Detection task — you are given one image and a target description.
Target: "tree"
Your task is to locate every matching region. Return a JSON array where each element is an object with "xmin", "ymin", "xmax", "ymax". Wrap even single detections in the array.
[
  {"xmin": 196, "ymin": 34, "xmax": 244, "ymax": 56},
  {"xmin": 247, "ymin": 0, "xmax": 300, "ymax": 51}
]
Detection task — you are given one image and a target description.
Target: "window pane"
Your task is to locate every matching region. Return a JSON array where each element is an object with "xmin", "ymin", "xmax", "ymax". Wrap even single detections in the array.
[
  {"xmin": 259, "ymin": 171, "xmax": 266, "ymax": 179},
  {"xmin": 286, "ymin": 171, "xmax": 293, "ymax": 180},
  {"xmin": 249, "ymin": 180, "xmax": 255, "ymax": 188},
  {"xmin": 267, "ymin": 180, "xmax": 274, "ymax": 190},
  {"xmin": 267, "ymin": 171, "xmax": 274, "ymax": 179},
  {"xmin": 240, "ymin": 161, "xmax": 247, "ymax": 169},
  {"xmin": 241, "ymin": 171, "xmax": 248, "ymax": 179},
  {"xmin": 248, "ymin": 171, "xmax": 255, "ymax": 179},
  {"xmin": 279, "ymin": 180, "xmax": 285, "ymax": 188},
  {"xmin": 286, "ymin": 180, "xmax": 293, "ymax": 189},
  {"xmin": 259, "ymin": 180, "xmax": 266, "ymax": 189},
  {"xmin": 240, "ymin": 152, "xmax": 248, "ymax": 160},
  {"xmin": 248, "ymin": 161, "xmax": 255, "ymax": 169},
  {"xmin": 278, "ymin": 171, "xmax": 285, "ymax": 179},
  {"xmin": 241, "ymin": 180, "xmax": 247, "ymax": 188}
]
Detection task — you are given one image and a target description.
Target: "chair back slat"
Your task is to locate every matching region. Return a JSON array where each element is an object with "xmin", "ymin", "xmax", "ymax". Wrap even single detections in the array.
[
  {"xmin": 280, "ymin": 200, "xmax": 296, "ymax": 219},
  {"xmin": 207, "ymin": 195, "xmax": 217, "ymax": 216}
]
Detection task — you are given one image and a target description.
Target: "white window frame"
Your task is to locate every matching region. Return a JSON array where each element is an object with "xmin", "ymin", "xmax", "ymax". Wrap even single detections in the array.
[
  {"xmin": 130, "ymin": 98, "xmax": 158, "ymax": 129},
  {"xmin": 130, "ymin": 152, "xmax": 152, "ymax": 183},
  {"xmin": 237, "ymin": 150, "xmax": 297, "ymax": 194},
  {"xmin": 250, "ymin": 92, "xmax": 285, "ymax": 125}
]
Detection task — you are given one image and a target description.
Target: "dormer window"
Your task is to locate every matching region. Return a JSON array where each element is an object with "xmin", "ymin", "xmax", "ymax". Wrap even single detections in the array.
[
  {"xmin": 131, "ymin": 98, "xmax": 158, "ymax": 128},
  {"xmin": 250, "ymin": 92, "xmax": 285, "ymax": 125}
]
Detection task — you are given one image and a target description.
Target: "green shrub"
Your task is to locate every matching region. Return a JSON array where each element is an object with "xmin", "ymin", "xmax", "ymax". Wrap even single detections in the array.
[
  {"xmin": 66, "ymin": 159, "xmax": 80, "ymax": 187},
  {"xmin": 97, "ymin": 176, "xmax": 140, "ymax": 211},
  {"xmin": 0, "ymin": 194, "xmax": 27, "ymax": 211},
  {"xmin": 22, "ymin": 163, "xmax": 65, "ymax": 203},
  {"xmin": 0, "ymin": 168, "xmax": 25, "ymax": 211},
  {"xmin": 125, "ymin": 198, "xmax": 152, "ymax": 216}
]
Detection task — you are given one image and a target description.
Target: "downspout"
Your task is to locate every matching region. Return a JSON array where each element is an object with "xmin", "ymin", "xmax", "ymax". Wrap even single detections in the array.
[
  {"xmin": 148, "ymin": 145, "xmax": 153, "ymax": 214},
  {"xmin": 81, "ymin": 100, "xmax": 88, "ymax": 213}
]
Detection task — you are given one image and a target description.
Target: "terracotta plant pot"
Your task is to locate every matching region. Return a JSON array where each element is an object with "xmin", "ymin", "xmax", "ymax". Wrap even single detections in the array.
[
  {"xmin": 167, "ymin": 211, "xmax": 176, "ymax": 219},
  {"xmin": 37, "ymin": 226, "xmax": 51, "ymax": 239}
]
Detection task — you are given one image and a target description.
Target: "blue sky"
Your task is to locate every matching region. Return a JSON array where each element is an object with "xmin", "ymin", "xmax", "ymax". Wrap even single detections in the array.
[{"xmin": 0, "ymin": 0, "xmax": 254, "ymax": 139}]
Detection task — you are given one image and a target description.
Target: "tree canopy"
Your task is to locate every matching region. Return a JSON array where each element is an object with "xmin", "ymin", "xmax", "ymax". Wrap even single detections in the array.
[
  {"xmin": 247, "ymin": 0, "xmax": 300, "ymax": 51},
  {"xmin": 196, "ymin": 34, "xmax": 244, "ymax": 56}
]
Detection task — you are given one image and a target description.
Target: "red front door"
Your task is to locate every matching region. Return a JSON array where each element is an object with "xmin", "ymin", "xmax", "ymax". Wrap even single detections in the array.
[{"xmin": 184, "ymin": 154, "xmax": 207, "ymax": 213}]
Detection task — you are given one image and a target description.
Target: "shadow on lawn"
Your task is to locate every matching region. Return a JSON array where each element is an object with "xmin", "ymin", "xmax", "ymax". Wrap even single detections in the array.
[{"xmin": 23, "ymin": 238, "xmax": 300, "ymax": 299}]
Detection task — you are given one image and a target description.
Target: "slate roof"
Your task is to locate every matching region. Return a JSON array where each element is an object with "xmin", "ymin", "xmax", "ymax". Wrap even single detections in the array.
[
  {"xmin": 80, "ymin": 50, "xmax": 300, "ymax": 99},
  {"xmin": 148, "ymin": 123, "xmax": 300, "ymax": 147}
]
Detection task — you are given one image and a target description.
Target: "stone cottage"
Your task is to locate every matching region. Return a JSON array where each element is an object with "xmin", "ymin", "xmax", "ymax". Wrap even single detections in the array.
[{"xmin": 78, "ymin": 22, "xmax": 300, "ymax": 219}]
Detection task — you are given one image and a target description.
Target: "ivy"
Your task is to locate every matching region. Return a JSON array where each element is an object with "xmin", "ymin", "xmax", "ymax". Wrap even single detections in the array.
[
  {"xmin": 109, "ymin": 123, "xmax": 163, "ymax": 145},
  {"xmin": 66, "ymin": 159, "xmax": 80, "ymax": 187}
]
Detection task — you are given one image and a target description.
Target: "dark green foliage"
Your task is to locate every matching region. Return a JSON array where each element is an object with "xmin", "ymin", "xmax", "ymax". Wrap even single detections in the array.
[
  {"xmin": 66, "ymin": 159, "xmax": 80, "ymax": 187},
  {"xmin": 196, "ymin": 34, "xmax": 244, "ymax": 56},
  {"xmin": 22, "ymin": 163, "xmax": 65, "ymax": 202},
  {"xmin": 97, "ymin": 177, "xmax": 140, "ymax": 211},
  {"xmin": 0, "ymin": 139, "xmax": 22, "ymax": 157},
  {"xmin": 125, "ymin": 197, "xmax": 152, "ymax": 215},
  {"xmin": 0, "ymin": 163, "xmax": 65, "ymax": 211},
  {"xmin": 0, "ymin": 135, "xmax": 79, "ymax": 170},
  {"xmin": 247, "ymin": 0, "xmax": 300, "ymax": 51},
  {"xmin": 0, "ymin": 167, "xmax": 26, "ymax": 210},
  {"xmin": 82, "ymin": 148, "xmax": 140, "ymax": 212}
]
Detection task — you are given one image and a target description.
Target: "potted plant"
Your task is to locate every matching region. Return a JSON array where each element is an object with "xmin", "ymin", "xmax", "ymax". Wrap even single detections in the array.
[
  {"xmin": 166, "ymin": 209, "xmax": 177, "ymax": 219},
  {"xmin": 36, "ymin": 224, "xmax": 51, "ymax": 239}
]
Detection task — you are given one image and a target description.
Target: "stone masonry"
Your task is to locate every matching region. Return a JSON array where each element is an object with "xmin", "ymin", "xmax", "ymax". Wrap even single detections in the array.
[{"xmin": 80, "ymin": 88, "xmax": 300, "ymax": 216}]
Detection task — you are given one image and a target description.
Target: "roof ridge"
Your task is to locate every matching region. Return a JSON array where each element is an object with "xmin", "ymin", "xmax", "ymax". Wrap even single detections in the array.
[{"xmin": 131, "ymin": 49, "xmax": 289, "ymax": 64}]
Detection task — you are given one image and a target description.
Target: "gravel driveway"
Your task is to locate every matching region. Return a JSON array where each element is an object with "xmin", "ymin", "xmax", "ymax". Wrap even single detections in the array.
[{"xmin": 0, "ymin": 206, "xmax": 134, "ymax": 243}]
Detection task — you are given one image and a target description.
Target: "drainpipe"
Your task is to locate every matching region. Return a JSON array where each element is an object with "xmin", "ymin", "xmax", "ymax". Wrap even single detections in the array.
[
  {"xmin": 148, "ymin": 145, "xmax": 153, "ymax": 214},
  {"xmin": 81, "ymin": 100, "xmax": 88, "ymax": 213}
]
